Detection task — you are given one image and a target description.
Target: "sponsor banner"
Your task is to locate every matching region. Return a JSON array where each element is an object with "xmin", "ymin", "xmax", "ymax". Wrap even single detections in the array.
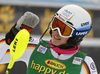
[{"xmin": 45, "ymin": 60, "xmax": 66, "ymax": 70}]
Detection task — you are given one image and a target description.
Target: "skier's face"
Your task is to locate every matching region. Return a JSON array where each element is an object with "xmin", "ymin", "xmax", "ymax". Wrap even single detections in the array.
[{"xmin": 51, "ymin": 30, "xmax": 69, "ymax": 46}]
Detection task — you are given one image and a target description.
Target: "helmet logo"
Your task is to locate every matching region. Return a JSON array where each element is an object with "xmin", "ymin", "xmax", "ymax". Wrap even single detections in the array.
[
  {"xmin": 76, "ymin": 31, "xmax": 88, "ymax": 36},
  {"xmin": 81, "ymin": 21, "xmax": 89, "ymax": 27},
  {"xmin": 62, "ymin": 9, "xmax": 74, "ymax": 19}
]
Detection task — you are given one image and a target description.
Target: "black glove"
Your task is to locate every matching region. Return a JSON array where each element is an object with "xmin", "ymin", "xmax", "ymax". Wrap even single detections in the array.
[{"xmin": 5, "ymin": 24, "xmax": 19, "ymax": 45}]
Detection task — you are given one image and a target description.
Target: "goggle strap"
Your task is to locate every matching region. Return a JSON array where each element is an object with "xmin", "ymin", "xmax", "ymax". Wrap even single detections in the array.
[{"xmin": 72, "ymin": 27, "xmax": 92, "ymax": 36}]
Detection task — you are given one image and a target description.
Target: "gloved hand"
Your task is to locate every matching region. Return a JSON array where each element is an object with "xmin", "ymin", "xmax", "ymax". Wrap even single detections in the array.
[
  {"xmin": 5, "ymin": 11, "xmax": 39, "ymax": 45},
  {"xmin": 15, "ymin": 11, "xmax": 39, "ymax": 32}
]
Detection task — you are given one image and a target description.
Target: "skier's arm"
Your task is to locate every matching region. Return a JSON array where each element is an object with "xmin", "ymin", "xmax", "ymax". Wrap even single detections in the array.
[
  {"xmin": 0, "ymin": 11, "xmax": 39, "ymax": 67},
  {"xmin": 0, "ymin": 38, "xmax": 9, "ymax": 61},
  {"xmin": 5, "ymin": 11, "xmax": 39, "ymax": 45},
  {"xmin": 0, "ymin": 37, "xmax": 39, "ymax": 67},
  {"xmin": 80, "ymin": 56, "xmax": 98, "ymax": 74}
]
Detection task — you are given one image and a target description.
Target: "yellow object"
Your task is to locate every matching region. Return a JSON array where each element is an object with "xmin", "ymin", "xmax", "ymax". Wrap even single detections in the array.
[
  {"xmin": 6, "ymin": 29, "xmax": 30, "ymax": 73},
  {"xmin": 5, "ymin": 70, "xmax": 9, "ymax": 74}
]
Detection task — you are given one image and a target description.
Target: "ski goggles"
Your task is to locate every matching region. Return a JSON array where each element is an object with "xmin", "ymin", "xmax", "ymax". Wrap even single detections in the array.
[
  {"xmin": 51, "ymin": 16, "xmax": 91, "ymax": 38},
  {"xmin": 51, "ymin": 16, "xmax": 75, "ymax": 38}
]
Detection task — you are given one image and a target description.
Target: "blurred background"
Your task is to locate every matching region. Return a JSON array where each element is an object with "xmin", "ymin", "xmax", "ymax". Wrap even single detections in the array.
[{"xmin": 0, "ymin": 0, "xmax": 100, "ymax": 74}]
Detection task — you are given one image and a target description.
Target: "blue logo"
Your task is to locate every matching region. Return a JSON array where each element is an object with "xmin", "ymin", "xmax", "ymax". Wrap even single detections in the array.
[
  {"xmin": 37, "ymin": 45, "xmax": 47, "ymax": 54},
  {"xmin": 64, "ymin": 10, "xmax": 72, "ymax": 15},
  {"xmin": 62, "ymin": 9, "xmax": 74, "ymax": 19}
]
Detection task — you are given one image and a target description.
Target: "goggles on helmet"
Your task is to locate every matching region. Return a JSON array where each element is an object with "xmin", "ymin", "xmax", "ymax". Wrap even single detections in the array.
[
  {"xmin": 50, "ymin": 14, "xmax": 91, "ymax": 38},
  {"xmin": 51, "ymin": 16, "xmax": 75, "ymax": 38}
]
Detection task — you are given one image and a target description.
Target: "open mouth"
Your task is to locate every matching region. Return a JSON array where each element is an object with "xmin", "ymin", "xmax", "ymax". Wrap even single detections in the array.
[{"xmin": 54, "ymin": 36, "xmax": 61, "ymax": 40}]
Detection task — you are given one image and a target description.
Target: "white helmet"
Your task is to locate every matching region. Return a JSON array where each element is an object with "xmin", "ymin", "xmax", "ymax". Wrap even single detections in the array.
[{"xmin": 51, "ymin": 4, "xmax": 92, "ymax": 37}]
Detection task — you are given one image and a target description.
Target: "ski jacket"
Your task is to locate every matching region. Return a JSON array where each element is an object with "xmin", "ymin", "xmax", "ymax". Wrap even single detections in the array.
[{"xmin": 0, "ymin": 37, "xmax": 98, "ymax": 74}]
